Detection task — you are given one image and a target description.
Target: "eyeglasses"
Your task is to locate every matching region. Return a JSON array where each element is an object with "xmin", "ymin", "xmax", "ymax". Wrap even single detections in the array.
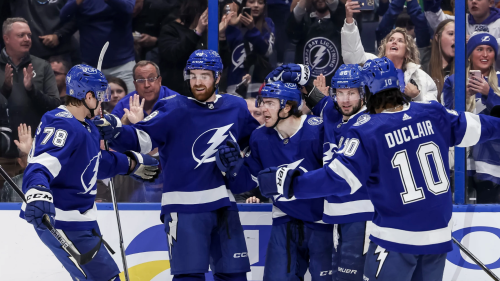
[{"xmin": 135, "ymin": 75, "xmax": 160, "ymax": 84}]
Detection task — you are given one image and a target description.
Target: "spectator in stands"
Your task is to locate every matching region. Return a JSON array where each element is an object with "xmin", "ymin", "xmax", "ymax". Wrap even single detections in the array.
[
  {"xmin": 111, "ymin": 61, "xmax": 178, "ymax": 123},
  {"xmin": 0, "ymin": 95, "xmax": 10, "ymax": 157},
  {"xmin": 49, "ymin": 55, "xmax": 71, "ymax": 104},
  {"xmin": 60, "ymin": 0, "xmax": 136, "ymax": 93},
  {"xmin": 342, "ymin": 0, "xmax": 438, "ymax": 101},
  {"xmin": 1, "ymin": 123, "xmax": 31, "ymax": 202},
  {"xmin": 287, "ymin": 0, "xmax": 350, "ymax": 87},
  {"xmin": 221, "ymin": 0, "xmax": 275, "ymax": 97},
  {"xmin": 1, "ymin": 18, "xmax": 60, "ymax": 145},
  {"xmin": 267, "ymin": 0, "xmax": 292, "ymax": 66},
  {"xmin": 442, "ymin": 32, "xmax": 500, "ymax": 203},
  {"xmin": 376, "ymin": 0, "xmax": 432, "ymax": 50},
  {"xmin": 158, "ymin": 0, "xmax": 208, "ymax": 95},
  {"xmin": 103, "ymin": 76, "xmax": 128, "ymax": 114},
  {"xmin": 9, "ymin": 0, "xmax": 79, "ymax": 63},
  {"xmin": 425, "ymin": 19, "xmax": 455, "ymax": 101},
  {"xmin": 133, "ymin": 0, "xmax": 180, "ymax": 62},
  {"xmin": 246, "ymin": 97, "xmax": 265, "ymax": 125}
]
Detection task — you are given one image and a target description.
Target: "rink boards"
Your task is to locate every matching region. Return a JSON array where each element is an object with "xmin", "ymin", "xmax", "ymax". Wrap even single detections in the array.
[{"xmin": 0, "ymin": 203, "xmax": 499, "ymax": 281}]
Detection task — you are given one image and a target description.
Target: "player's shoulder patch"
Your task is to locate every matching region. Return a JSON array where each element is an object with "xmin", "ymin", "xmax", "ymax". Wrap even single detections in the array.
[
  {"xmin": 143, "ymin": 110, "xmax": 159, "ymax": 122},
  {"xmin": 353, "ymin": 114, "xmax": 371, "ymax": 126},
  {"xmin": 55, "ymin": 111, "xmax": 73, "ymax": 118},
  {"xmin": 161, "ymin": 95, "xmax": 177, "ymax": 101},
  {"xmin": 307, "ymin": 116, "xmax": 323, "ymax": 126},
  {"xmin": 446, "ymin": 109, "xmax": 458, "ymax": 116}
]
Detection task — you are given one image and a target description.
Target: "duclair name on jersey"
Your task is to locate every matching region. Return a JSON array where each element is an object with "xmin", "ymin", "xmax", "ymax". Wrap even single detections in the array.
[{"xmin": 385, "ymin": 120, "xmax": 435, "ymax": 148}]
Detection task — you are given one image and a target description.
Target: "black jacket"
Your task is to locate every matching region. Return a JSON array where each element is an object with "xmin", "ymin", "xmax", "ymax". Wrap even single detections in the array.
[
  {"xmin": 0, "ymin": 49, "xmax": 60, "ymax": 157},
  {"xmin": 286, "ymin": 3, "xmax": 362, "ymax": 86},
  {"xmin": 9, "ymin": 0, "xmax": 77, "ymax": 60},
  {"xmin": 158, "ymin": 21, "xmax": 206, "ymax": 95}
]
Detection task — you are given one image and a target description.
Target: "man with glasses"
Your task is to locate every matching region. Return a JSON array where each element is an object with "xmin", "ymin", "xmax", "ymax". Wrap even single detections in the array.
[{"xmin": 111, "ymin": 60, "xmax": 178, "ymax": 124}]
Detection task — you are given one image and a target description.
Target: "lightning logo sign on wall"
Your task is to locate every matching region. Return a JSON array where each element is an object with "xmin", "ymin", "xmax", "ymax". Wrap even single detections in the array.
[
  {"xmin": 232, "ymin": 44, "xmax": 248, "ymax": 71},
  {"xmin": 303, "ymin": 37, "xmax": 339, "ymax": 78},
  {"xmin": 192, "ymin": 124, "xmax": 237, "ymax": 169}
]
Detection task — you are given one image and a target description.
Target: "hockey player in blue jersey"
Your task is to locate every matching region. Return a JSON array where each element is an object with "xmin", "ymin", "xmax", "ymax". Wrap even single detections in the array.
[
  {"xmin": 21, "ymin": 64, "xmax": 160, "ymax": 281},
  {"xmin": 221, "ymin": 81, "xmax": 333, "ymax": 280},
  {"xmin": 93, "ymin": 50, "xmax": 259, "ymax": 281},
  {"xmin": 257, "ymin": 57, "xmax": 500, "ymax": 281}
]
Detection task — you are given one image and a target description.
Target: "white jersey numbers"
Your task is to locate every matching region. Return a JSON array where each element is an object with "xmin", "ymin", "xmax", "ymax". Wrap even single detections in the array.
[
  {"xmin": 392, "ymin": 141, "xmax": 449, "ymax": 204},
  {"xmin": 41, "ymin": 127, "xmax": 68, "ymax": 148}
]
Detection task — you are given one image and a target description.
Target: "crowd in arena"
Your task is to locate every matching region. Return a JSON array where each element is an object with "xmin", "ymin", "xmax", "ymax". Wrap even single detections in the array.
[{"xmin": 0, "ymin": 0, "xmax": 499, "ymax": 205}]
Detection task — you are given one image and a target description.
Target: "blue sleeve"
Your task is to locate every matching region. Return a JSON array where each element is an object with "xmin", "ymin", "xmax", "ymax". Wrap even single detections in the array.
[
  {"xmin": 423, "ymin": 0, "xmax": 442, "ymax": 12},
  {"xmin": 442, "ymin": 75, "xmax": 455, "ymax": 109},
  {"xmin": 104, "ymin": 0, "xmax": 135, "ymax": 15},
  {"xmin": 377, "ymin": 0, "xmax": 389, "ymax": 16},
  {"xmin": 441, "ymin": 103, "xmax": 500, "ymax": 147},
  {"xmin": 244, "ymin": 19, "xmax": 275, "ymax": 56},
  {"xmin": 292, "ymin": 129, "xmax": 371, "ymax": 199},
  {"xmin": 311, "ymin": 96, "xmax": 330, "ymax": 116},
  {"xmin": 406, "ymin": 0, "xmax": 432, "ymax": 48},
  {"xmin": 109, "ymin": 104, "xmax": 173, "ymax": 153},
  {"xmin": 22, "ymin": 119, "xmax": 80, "ymax": 191},
  {"xmin": 376, "ymin": 0, "xmax": 405, "ymax": 43},
  {"xmin": 226, "ymin": 25, "xmax": 243, "ymax": 50},
  {"xmin": 480, "ymin": 76, "xmax": 500, "ymax": 111},
  {"xmin": 60, "ymin": 0, "xmax": 79, "ymax": 23},
  {"xmin": 111, "ymin": 97, "xmax": 129, "ymax": 119},
  {"xmin": 97, "ymin": 150, "xmax": 130, "ymax": 179}
]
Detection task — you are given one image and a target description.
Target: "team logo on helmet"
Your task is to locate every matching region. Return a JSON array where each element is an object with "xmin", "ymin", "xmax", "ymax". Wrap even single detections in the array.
[
  {"xmin": 308, "ymin": 117, "xmax": 323, "ymax": 126},
  {"xmin": 232, "ymin": 44, "xmax": 247, "ymax": 71},
  {"xmin": 353, "ymin": 114, "xmax": 371, "ymax": 126},
  {"xmin": 81, "ymin": 66, "xmax": 98, "ymax": 74},
  {"xmin": 284, "ymin": 83, "xmax": 298, "ymax": 89},
  {"xmin": 304, "ymin": 37, "xmax": 339, "ymax": 78}
]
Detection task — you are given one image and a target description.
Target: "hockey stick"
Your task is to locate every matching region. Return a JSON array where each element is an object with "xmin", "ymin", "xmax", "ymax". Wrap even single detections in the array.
[
  {"xmin": 452, "ymin": 237, "xmax": 500, "ymax": 281},
  {"xmin": 0, "ymin": 165, "xmax": 102, "ymax": 265},
  {"xmin": 97, "ymin": 41, "xmax": 131, "ymax": 281}
]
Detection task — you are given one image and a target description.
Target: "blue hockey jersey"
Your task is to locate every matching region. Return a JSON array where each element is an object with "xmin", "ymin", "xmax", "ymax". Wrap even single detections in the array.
[
  {"xmin": 443, "ymin": 74, "xmax": 500, "ymax": 184},
  {"xmin": 312, "ymin": 97, "xmax": 374, "ymax": 224},
  {"xmin": 20, "ymin": 106, "xmax": 130, "ymax": 231},
  {"xmin": 291, "ymin": 101, "xmax": 500, "ymax": 254},
  {"xmin": 108, "ymin": 94, "xmax": 260, "ymax": 220},
  {"xmin": 243, "ymin": 115, "xmax": 331, "ymax": 230}
]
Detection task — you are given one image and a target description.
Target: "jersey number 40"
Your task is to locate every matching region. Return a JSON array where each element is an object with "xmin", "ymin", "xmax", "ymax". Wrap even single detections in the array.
[{"xmin": 391, "ymin": 141, "xmax": 449, "ymax": 204}]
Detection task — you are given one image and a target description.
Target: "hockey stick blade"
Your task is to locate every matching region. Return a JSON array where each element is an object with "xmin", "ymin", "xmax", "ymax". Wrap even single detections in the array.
[
  {"xmin": 97, "ymin": 41, "xmax": 109, "ymax": 71},
  {"xmin": 0, "ymin": 165, "xmax": 102, "ymax": 265},
  {"xmin": 453, "ymin": 237, "xmax": 500, "ymax": 281}
]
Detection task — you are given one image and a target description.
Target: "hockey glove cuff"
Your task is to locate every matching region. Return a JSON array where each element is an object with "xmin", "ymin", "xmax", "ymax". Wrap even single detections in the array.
[
  {"xmin": 24, "ymin": 186, "xmax": 55, "ymax": 230},
  {"xmin": 258, "ymin": 167, "xmax": 302, "ymax": 199},
  {"xmin": 215, "ymin": 140, "xmax": 244, "ymax": 179},
  {"xmin": 93, "ymin": 114, "xmax": 122, "ymax": 141},
  {"xmin": 125, "ymin": 151, "xmax": 160, "ymax": 182},
  {"xmin": 265, "ymin": 65, "xmax": 285, "ymax": 84}
]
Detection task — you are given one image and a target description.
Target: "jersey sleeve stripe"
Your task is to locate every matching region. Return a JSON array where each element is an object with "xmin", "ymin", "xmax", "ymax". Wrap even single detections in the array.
[
  {"xmin": 135, "ymin": 128, "xmax": 153, "ymax": 153},
  {"xmin": 457, "ymin": 112, "xmax": 481, "ymax": 147},
  {"xmin": 328, "ymin": 158, "xmax": 362, "ymax": 194},
  {"xmin": 370, "ymin": 219, "xmax": 452, "ymax": 246},
  {"xmin": 324, "ymin": 199, "xmax": 375, "ymax": 216},
  {"xmin": 28, "ymin": 152, "xmax": 62, "ymax": 178},
  {"xmin": 54, "ymin": 204, "xmax": 97, "ymax": 222},
  {"xmin": 161, "ymin": 185, "xmax": 231, "ymax": 206}
]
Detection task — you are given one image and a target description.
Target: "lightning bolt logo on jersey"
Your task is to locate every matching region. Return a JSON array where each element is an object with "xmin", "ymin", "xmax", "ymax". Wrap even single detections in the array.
[
  {"xmin": 303, "ymin": 37, "xmax": 339, "ymax": 78},
  {"xmin": 231, "ymin": 44, "xmax": 247, "ymax": 71},
  {"xmin": 80, "ymin": 152, "xmax": 101, "ymax": 195},
  {"xmin": 192, "ymin": 124, "xmax": 237, "ymax": 169}
]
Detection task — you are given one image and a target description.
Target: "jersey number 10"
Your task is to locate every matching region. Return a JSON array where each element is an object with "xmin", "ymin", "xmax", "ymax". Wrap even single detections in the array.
[{"xmin": 391, "ymin": 141, "xmax": 449, "ymax": 204}]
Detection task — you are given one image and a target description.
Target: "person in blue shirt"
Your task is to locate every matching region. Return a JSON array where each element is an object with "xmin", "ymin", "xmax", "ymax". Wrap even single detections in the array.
[
  {"xmin": 442, "ymin": 32, "xmax": 500, "ymax": 203},
  {"xmin": 93, "ymin": 50, "xmax": 260, "ymax": 281},
  {"xmin": 258, "ymin": 57, "xmax": 500, "ymax": 281},
  {"xmin": 21, "ymin": 64, "xmax": 159, "ymax": 281},
  {"xmin": 111, "ymin": 60, "xmax": 178, "ymax": 123},
  {"xmin": 60, "ymin": 0, "xmax": 137, "ymax": 93},
  {"xmin": 226, "ymin": 81, "xmax": 333, "ymax": 280}
]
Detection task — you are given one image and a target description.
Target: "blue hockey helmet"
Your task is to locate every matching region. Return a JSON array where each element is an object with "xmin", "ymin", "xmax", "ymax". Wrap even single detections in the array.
[
  {"xmin": 360, "ymin": 57, "xmax": 399, "ymax": 95},
  {"xmin": 66, "ymin": 64, "xmax": 110, "ymax": 102},
  {"xmin": 184, "ymin": 50, "xmax": 224, "ymax": 80},
  {"xmin": 256, "ymin": 81, "xmax": 302, "ymax": 109},
  {"xmin": 331, "ymin": 64, "xmax": 363, "ymax": 90}
]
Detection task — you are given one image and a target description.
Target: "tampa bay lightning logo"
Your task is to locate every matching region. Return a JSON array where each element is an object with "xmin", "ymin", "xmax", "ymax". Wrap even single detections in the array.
[
  {"xmin": 322, "ymin": 142, "xmax": 338, "ymax": 165},
  {"xmin": 353, "ymin": 114, "xmax": 371, "ymax": 126},
  {"xmin": 232, "ymin": 44, "xmax": 247, "ymax": 71},
  {"xmin": 307, "ymin": 117, "xmax": 323, "ymax": 126},
  {"xmin": 303, "ymin": 37, "xmax": 339, "ymax": 78},
  {"xmin": 80, "ymin": 152, "xmax": 101, "ymax": 194},
  {"xmin": 474, "ymin": 25, "xmax": 489, "ymax": 33},
  {"xmin": 192, "ymin": 124, "xmax": 237, "ymax": 169}
]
